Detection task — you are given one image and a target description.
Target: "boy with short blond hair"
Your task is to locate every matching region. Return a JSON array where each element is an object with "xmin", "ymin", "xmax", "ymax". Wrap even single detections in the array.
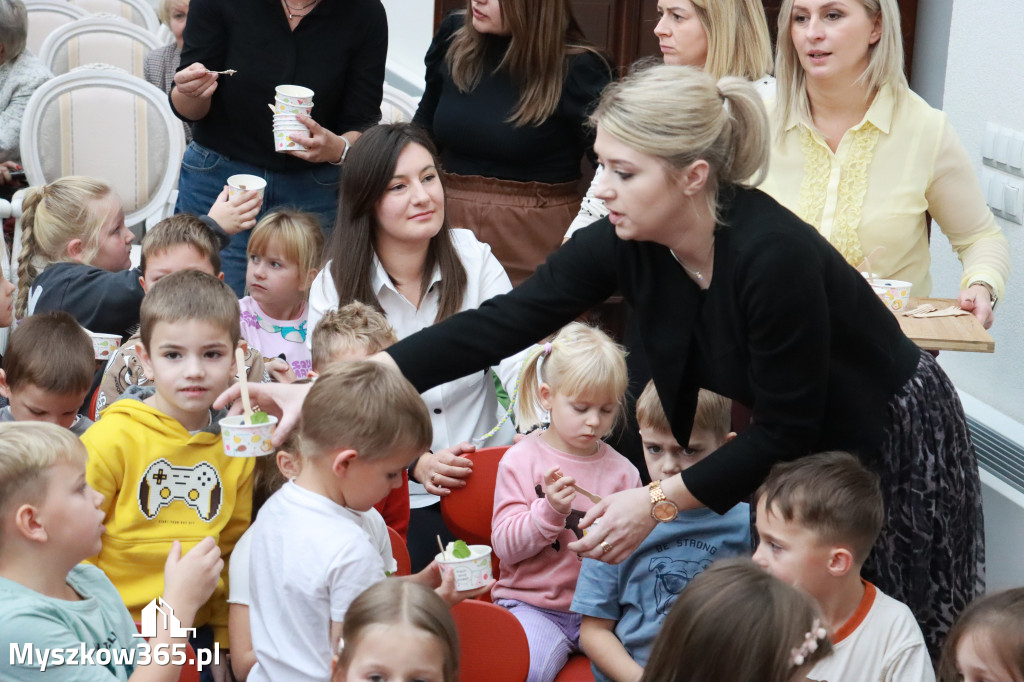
[
  {"xmin": 572, "ymin": 383, "xmax": 750, "ymax": 682},
  {"xmin": 0, "ymin": 421, "xmax": 223, "ymax": 681},
  {"xmin": 96, "ymin": 215, "xmax": 265, "ymax": 413},
  {"xmin": 82, "ymin": 270, "xmax": 254, "ymax": 665},
  {"xmin": 309, "ymin": 301, "xmax": 409, "ymax": 537},
  {"xmin": 0, "ymin": 311, "xmax": 95, "ymax": 435},
  {"xmin": 753, "ymin": 452, "xmax": 933, "ymax": 682},
  {"xmin": 248, "ymin": 361, "xmax": 448, "ymax": 682},
  {"xmin": 310, "ymin": 302, "xmax": 398, "ymax": 372}
]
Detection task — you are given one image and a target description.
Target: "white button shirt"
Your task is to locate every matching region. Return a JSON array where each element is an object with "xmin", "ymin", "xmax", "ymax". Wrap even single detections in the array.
[{"xmin": 308, "ymin": 229, "xmax": 529, "ymax": 508}]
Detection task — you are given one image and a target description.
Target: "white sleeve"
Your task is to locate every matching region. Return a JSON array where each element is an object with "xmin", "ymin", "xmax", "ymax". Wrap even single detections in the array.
[
  {"xmin": 227, "ymin": 527, "xmax": 254, "ymax": 606},
  {"xmin": 563, "ymin": 165, "xmax": 609, "ymax": 241},
  {"xmin": 362, "ymin": 508, "xmax": 398, "ymax": 575},
  {"xmin": 306, "ymin": 266, "xmax": 339, "ymax": 350}
]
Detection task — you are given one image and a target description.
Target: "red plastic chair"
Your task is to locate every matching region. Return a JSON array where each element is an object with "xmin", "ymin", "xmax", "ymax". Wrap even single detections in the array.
[
  {"xmin": 451, "ymin": 598, "xmax": 529, "ymax": 682},
  {"xmin": 554, "ymin": 654, "xmax": 595, "ymax": 681},
  {"xmin": 388, "ymin": 525, "xmax": 412, "ymax": 576},
  {"xmin": 439, "ymin": 445, "xmax": 509, "ymax": 592}
]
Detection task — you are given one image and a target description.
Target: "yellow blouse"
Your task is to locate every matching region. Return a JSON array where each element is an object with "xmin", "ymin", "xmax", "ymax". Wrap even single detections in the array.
[{"xmin": 760, "ymin": 85, "xmax": 1010, "ymax": 299}]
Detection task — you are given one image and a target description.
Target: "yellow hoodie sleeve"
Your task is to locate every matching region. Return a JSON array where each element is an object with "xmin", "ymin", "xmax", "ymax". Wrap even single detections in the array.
[
  {"xmin": 211, "ymin": 458, "xmax": 254, "ymax": 648},
  {"xmin": 82, "ymin": 423, "xmax": 123, "ymax": 564}
]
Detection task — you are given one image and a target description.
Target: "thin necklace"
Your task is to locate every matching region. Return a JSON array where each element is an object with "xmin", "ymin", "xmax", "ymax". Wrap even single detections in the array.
[
  {"xmin": 282, "ymin": 0, "xmax": 319, "ymax": 19},
  {"xmin": 670, "ymin": 245, "xmax": 714, "ymax": 284}
]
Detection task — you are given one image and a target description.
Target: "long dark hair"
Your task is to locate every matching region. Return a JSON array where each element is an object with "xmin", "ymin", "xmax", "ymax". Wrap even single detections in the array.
[{"xmin": 326, "ymin": 124, "xmax": 467, "ymax": 323}]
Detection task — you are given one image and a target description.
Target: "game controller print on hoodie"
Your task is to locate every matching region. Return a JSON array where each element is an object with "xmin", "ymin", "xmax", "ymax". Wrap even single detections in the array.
[{"xmin": 80, "ymin": 385, "xmax": 254, "ymax": 647}]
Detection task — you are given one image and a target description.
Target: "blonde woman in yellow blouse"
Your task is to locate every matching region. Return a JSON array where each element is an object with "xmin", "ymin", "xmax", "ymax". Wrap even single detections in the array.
[{"xmin": 760, "ymin": 0, "xmax": 1009, "ymax": 329}]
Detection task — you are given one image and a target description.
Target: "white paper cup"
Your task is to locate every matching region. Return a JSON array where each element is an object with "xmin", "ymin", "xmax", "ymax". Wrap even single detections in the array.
[
  {"xmin": 274, "ymin": 129, "xmax": 308, "ymax": 151},
  {"xmin": 869, "ymin": 278, "xmax": 912, "ymax": 312},
  {"xmin": 87, "ymin": 332, "xmax": 121, "ymax": 360},
  {"xmin": 227, "ymin": 174, "xmax": 266, "ymax": 200},
  {"xmin": 219, "ymin": 414, "xmax": 278, "ymax": 457},
  {"xmin": 275, "ymin": 84, "xmax": 314, "ymax": 103},
  {"xmin": 435, "ymin": 544, "xmax": 493, "ymax": 591},
  {"xmin": 274, "ymin": 101, "xmax": 313, "ymax": 116}
]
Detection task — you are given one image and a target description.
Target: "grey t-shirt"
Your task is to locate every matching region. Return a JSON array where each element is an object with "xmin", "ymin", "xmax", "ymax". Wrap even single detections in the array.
[{"xmin": 0, "ymin": 563, "xmax": 146, "ymax": 680}]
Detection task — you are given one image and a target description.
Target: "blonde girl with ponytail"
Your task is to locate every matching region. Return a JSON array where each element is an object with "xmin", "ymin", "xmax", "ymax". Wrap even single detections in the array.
[
  {"xmin": 491, "ymin": 321, "xmax": 641, "ymax": 682},
  {"xmin": 376, "ymin": 63, "xmax": 983, "ymax": 660},
  {"xmin": 15, "ymin": 176, "xmax": 140, "ymax": 334}
]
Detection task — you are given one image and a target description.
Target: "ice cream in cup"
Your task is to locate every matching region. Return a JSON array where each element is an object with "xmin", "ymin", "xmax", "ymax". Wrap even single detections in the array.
[
  {"xmin": 227, "ymin": 174, "xmax": 266, "ymax": 200},
  {"xmin": 219, "ymin": 413, "xmax": 278, "ymax": 457},
  {"xmin": 435, "ymin": 541, "xmax": 493, "ymax": 591},
  {"xmin": 868, "ymin": 278, "xmax": 912, "ymax": 312},
  {"xmin": 86, "ymin": 331, "xmax": 122, "ymax": 360}
]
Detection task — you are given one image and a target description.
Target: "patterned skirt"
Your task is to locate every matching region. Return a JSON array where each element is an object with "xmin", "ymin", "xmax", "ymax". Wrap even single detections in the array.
[{"xmin": 862, "ymin": 349, "xmax": 985, "ymax": 661}]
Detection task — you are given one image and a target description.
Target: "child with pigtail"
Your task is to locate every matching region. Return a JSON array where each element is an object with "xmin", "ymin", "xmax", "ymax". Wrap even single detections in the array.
[{"xmin": 491, "ymin": 321, "xmax": 641, "ymax": 682}]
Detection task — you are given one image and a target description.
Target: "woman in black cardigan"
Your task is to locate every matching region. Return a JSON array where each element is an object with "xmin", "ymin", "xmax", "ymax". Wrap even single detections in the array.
[{"xmin": 218, "ymin": 65, "xmax": 981, "ymax": 658}]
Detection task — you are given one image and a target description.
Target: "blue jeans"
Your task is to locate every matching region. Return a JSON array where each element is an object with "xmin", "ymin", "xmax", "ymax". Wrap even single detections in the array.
[{"xmin": 175, "ymin": 141, "xmax": 341, "ymax": 295}]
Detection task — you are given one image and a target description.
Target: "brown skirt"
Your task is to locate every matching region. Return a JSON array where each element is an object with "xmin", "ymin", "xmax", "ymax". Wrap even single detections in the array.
[{"xmin": 443, "ymin": 172, "xmax": 582, "ymax": 287}]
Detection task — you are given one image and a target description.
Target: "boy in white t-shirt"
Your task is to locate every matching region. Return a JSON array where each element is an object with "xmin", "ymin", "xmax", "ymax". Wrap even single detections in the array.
[
  {"xmin": 246, "ymin": 362, "xmax": 484, "ymax": 682},
  {"xmin": 753, "ymin": 451, "xmax": 934, "ymax": 682}
]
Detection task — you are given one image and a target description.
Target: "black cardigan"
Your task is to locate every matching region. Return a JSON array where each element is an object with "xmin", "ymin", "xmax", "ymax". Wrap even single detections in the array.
[{"xmin": 387, "ymin": 187, "xmax": 921, "ymax": 513}]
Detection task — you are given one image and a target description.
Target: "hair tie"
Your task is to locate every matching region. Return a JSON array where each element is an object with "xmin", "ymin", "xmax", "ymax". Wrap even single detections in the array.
[
  {"xmin": 543, "ymin": 342, "xmax": 552, "ymax": 356},
  {"xmin": 790, "ymin": 619, "xmax": 828, "ymax": 667},
  {"xmin": 336, "ymin": 637, "xmax": 345, "ymax": 655}
]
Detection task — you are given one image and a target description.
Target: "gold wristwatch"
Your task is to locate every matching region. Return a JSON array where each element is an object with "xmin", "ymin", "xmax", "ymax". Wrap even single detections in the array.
[{"xmin": 649, "ymin": 480, "xmax": 679, "ymax": 522}]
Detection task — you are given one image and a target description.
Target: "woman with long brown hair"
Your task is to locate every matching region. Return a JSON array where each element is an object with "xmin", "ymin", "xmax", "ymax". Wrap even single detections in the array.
[{"xmin": 413, "ymin": 0, "xmax": 613, "ymax": 286}]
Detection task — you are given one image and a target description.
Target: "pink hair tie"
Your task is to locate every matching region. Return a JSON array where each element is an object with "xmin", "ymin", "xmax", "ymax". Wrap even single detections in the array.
[{"xmin": 543, "ymin": 342, "xmax": 552, "ymax": 356}]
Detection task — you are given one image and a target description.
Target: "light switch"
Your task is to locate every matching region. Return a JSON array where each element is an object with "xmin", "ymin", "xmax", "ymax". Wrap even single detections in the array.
[
  {"xmin": 983, "ymin": 122, "xmax": 998, "ymax": 163},
  {"xmin": 1011, "ymin": 132, "xmax": 1024, "ymax": 172},
  {"xmin": 984, "ymin": 170, "xmax": 1002, "ymax": 213},
  {"xmin": 994, "ymin": 127, "xmax": 1012, "ymax": 167}
]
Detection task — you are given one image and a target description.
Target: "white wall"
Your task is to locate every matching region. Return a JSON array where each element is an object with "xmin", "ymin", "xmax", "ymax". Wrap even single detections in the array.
[
  {"xmin": 924, "ymin": 1, "xmax": 1024, "ymax": 423},
  {"xmin": 381, "ymin": 0, "xmax": 433, "ymax": 95}
]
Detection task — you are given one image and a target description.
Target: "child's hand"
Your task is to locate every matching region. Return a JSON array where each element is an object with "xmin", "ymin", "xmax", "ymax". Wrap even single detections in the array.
[
  {"xmin": 544, "ymin": 467, "xmax": 577, "ymax": 516},
  {"xmin": 432, "ymin": 563, "xmax": 495, "ymax": 607},
  {"xmin": 208, "ymin": 185, "xmax": 262, "ymax": 235},
  {"xmin": 265, "ymin": 357, "xmax": 297, "ymax": 383},
  {"xmin": 163, "ymin": 537, "xmax": 223, "ymax": 617}
]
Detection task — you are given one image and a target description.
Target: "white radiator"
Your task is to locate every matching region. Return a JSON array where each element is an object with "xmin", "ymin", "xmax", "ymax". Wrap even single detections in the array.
[{"xmin": 959, "ymin": 391, "xmax": 1024, "ymax": 592}]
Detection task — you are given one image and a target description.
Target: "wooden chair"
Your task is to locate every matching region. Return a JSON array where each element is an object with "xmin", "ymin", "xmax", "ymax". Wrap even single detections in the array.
[
  {"xmin": 39, "ymin": 16, "xmax": 162, "ymax": 78},
  {"xmin": 451, "ymin": 599, "xmax": 529, "ymax": 682},
  {"xmin": 388, "ymin": 525, "xmax": 412, "ymax": 577},
  {"xmin": 439, "ymin": 445, "xmax": 509, "ymax": 589}
]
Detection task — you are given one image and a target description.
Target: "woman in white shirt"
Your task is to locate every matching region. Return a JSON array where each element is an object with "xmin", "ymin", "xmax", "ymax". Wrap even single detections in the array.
[
  {"xmin": 760, "ymin": 0, "xmax": 1009, "ymax": 328},
  {"xmin": 308, "ymin": 123, "xmax": 526, "ymax": 570}
]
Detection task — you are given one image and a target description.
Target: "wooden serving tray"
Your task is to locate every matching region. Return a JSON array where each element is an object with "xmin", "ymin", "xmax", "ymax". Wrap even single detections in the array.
[{"xmin": 894, "ymin": 297, "xmax": 994, "ymax": 353}]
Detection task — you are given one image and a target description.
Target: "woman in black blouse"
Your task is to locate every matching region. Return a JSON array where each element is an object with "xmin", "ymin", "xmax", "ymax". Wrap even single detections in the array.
[
  {"xmin": 219, "ymin": 65, "xmax": 982, "ymax": 657},
  {"xmin": 414, "ymin": 0, "xmax": 612, "ymax": 285},
  {"xmin": 170, "ymin": 0, "xmax": 386, "ymax": 294}
]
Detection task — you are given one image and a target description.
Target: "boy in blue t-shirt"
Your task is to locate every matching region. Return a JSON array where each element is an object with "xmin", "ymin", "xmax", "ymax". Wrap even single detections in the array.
[{"xmin": 571, "ymin": 384, "xmax": 751, "ymax": 682}]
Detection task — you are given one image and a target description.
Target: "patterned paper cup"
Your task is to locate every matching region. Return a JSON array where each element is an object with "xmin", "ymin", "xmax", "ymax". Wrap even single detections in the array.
[
  {"xmin": 219, "ymin": 414, "xmax": 277, "ymax": 457},
  {"xmin": 87, "ymin": 332, "xmax": 122, "ymax": 360},
  {"xmin": 274, "ymin": 99, "xmax": 314, "ymax": 116},
  {"xmin": 275, "ymin": 84, "xmax": 314, "ymax": 104},
  {"xmin": 274, "ymin": 130, "xmax": 309, "ymax": 152},
  {"xmin": 227, "ymin": 174, "xmax": 266, "ymax": 200},
  {"xmin": 435, "ymin": 544, "xmax": 493, "ymax": 591},
  {"xmin": 869, "ymin": 278, "xmax": 912, "ymax": 312}
]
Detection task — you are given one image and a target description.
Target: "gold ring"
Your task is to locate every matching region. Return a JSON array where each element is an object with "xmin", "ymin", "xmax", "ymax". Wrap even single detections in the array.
[
  {"xmin": 600, "ymin": 541, "xmax": 613, "ymax": 554},
  {"xmin": 431, "ymin": 472, "xmax": 439, "ymax": 484}
]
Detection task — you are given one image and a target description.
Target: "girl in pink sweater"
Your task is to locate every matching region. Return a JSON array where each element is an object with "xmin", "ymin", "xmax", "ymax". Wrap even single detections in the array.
[{"xmin": 492, "ymin": 322, "xmax": 641, "ymax": 682}]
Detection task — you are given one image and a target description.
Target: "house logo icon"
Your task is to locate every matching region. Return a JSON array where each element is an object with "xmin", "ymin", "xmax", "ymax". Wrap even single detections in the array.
[{"xmin": 133, "ymin": 598, "xmax": 197, "ymax": 639}]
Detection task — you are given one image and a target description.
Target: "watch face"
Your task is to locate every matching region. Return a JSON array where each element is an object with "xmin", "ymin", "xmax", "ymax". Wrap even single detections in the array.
[{"xmin": 652, "ymin": 500, "xmax": 678, "ymax": 522}]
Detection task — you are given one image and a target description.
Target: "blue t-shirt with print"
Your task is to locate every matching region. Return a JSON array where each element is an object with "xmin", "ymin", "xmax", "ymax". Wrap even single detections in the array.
[{"xmin": 570, "ymin": 503, "xmax": 751, "ymax": 681}]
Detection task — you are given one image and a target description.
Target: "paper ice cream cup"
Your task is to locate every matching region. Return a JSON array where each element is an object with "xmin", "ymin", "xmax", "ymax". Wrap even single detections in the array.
[
  {"xmin": 868, "ymin": 278, "xmax": 912, "ymax": 312},
  {"xmin": 274, "ymin": 101, "xmax": 314, "ymax": 116},
  {"xmin": 219, "ymin": 414, "xmax": 277, "ymax": 457},
  {"xmin": 227, "ymin": 174, "xmax": 266, "ymax": 200},
  {"xmin": 275, "ymin": 84, "xmax": 314, "ymax": 103},
  {"xmin": 87, "ymin": 332, "xmax": 122, "ymax": 360},
  {"xmin": 435, "ymin": 544, "xmax": 493, "ymax": 591}
]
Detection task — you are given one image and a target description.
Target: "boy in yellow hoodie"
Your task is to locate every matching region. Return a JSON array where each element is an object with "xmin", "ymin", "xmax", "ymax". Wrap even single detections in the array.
[{"xmin": 82, "ymin": 270, "xmax": 254, "ymax": 679}]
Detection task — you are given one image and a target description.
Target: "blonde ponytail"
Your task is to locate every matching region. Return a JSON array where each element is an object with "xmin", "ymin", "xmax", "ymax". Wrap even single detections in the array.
[
  {"xmin": 513, "ymin": 322, "xmax": 628, "ymax": 433},
  {"xmin": 12, "ymin": 176, "xmax": 113, "ymax": 318},
  {"xmin": 592, "ymin": 65, "xmax": 769, "ymax": 222}
]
